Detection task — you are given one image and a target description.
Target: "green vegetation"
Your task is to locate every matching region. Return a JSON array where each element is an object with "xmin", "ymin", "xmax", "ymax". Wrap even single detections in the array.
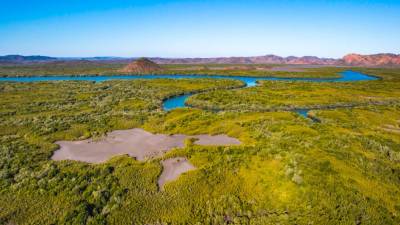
[
  {"xmin": 187, "ymin": 80, "xmax": 400, "ymax": 112},
  {"xmin": 1, "ymin": 68, "xmax": 400, "ymax": 224},
  {"xmin": 0, "ymin": 61, "xmax": 350, "ymax": 78},
  {"xmin": 5, "ymin": 60, "xmax": 400, "ymax": 80},
  {"xmin": 354, "ymin": 67, "xmax": 400, "ymax": 81},
  {"xmin": 0, "ymin": 61, "xmax": 124, "ymax": 76},
  {"xmin": 160, "ymin": 64, "xmax": 345, "ymax": 78}
]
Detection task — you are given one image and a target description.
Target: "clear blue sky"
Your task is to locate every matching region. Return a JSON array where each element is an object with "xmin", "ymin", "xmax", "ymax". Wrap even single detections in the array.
[{"xmin": 0, "ymin": 0, "xmax": 399, "ymax": 58}]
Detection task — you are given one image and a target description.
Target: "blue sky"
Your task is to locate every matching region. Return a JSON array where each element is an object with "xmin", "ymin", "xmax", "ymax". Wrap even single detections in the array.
[{"xmin": 0, "ymin": 0, "xmax": 399, "ymax": 58}]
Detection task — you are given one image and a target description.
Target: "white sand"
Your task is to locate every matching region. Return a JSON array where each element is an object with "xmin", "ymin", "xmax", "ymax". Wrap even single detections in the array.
[
  {"xmin": 158, "ymin": 157, "xmax": 196, "ymax": 190},
  {"xmin": 52, "ymin": 128, "xmax": 240, "ymax": 163}
]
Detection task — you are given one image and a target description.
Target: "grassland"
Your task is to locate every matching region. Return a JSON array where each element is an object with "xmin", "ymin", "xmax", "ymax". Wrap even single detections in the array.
[{"xmin": 0, "ymin": 67, "xmax": 400, "ymax": 224}]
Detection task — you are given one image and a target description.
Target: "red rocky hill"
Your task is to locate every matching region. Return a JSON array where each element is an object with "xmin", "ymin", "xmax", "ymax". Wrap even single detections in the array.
[
  {"xmin": 120, "ymin": 58, "xmax": 162, "ymax": 74},
  {"xmin": 342, "ymin": 53, "xmax": 400, "ymax": 67}
]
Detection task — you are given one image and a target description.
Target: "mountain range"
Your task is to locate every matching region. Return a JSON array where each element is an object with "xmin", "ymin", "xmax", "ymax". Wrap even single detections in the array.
[
  {"xmin": 151, "ymin": 55, "xmax": 338, "ymax": 65},
  {"xmin": 1, "ymin": 53, "xmax": 399, "ymax": 67},
  {"xmin": 0, "ymin": 55, "xmax": 57, "ymax": 62}
]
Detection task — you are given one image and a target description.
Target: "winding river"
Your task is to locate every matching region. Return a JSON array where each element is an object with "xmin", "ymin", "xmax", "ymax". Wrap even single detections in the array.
[{"xmin": 0, "ymin": 70, "xmax": 378, "ymax": 116}]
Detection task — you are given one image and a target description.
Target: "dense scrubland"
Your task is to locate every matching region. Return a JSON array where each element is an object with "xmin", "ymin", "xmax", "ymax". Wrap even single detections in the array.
[
  {"xmin": 161, "ymin": 64, "xmax": 345, "ymax": 78},
  {"xmin": 186, "ymin": 68, "xmax": 400, "ymax": 113},
  {"xmin": 187, "ymin": 80, "xmax": 400, "ymax": 112},
  {"xmin": 0, "ymin": 61, "xmax": 124, "ymax": 76},
  {"xmin": 0, "ymin": 61, "xmax": 347, "ymax": 78},
  {"xmin": 0, "ymin": 67, "xmax": 400, "ymax": 224}
]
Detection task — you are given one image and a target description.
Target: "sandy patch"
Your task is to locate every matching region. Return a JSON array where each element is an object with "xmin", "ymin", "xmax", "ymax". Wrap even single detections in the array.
[
  {"xmin": 52, "ymin": 128, "xmax": 241, "ymax": 163},
  {"xmin": 158, "ymin": 157, "xmax": 196, "ymax": 190}
]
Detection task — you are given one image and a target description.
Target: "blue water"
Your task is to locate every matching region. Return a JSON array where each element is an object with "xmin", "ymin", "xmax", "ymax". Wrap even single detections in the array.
[
  {"xmin": 163, "ymin": 94, "xmax": 192, "ymax": 111},
  {"xmin": 0, "ymin": 70, "xmax": 378, "ymax": 111},
  {"xmin": 0, "ymin": 70, "xmax": 377, "ymax": 84},
  {"xmin": 296, "ymin": 109, "xmax": 310, "ymax": 118},
  {"xmin": 295, "ymin": 109, "xmax": 322, "ymax": 122}
]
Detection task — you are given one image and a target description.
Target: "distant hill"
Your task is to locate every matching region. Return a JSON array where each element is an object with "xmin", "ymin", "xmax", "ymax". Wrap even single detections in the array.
[
  {"xmin": 0, "ymin": 55, "xmax": 57, "ymax": 62},
  {"xmin": 342, "ymin": 53, "xmax": 400, "ymax": 67},
  {"xmin": 120, "ymin": 58, "xmax": 162, "ymax": 74},
  {"xmin": 151, "ymin": 55, "xmax": 339, "ymax": 65},
  {"xmin": 152, "ymin": 54, "xmax": 400, "ymax": 67},
  {"xmin": 1, "ymin": 53, "xmax": 400, "ymax": 67},
  {"xmin": 58, "ymin": 56, "xmax": 129, "ymax": 61}
]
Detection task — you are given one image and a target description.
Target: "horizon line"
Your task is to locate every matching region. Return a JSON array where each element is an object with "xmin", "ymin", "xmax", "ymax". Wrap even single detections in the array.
[{"xmin": 1, "ymin": 52, "xmax": 399, "ymax": 60}]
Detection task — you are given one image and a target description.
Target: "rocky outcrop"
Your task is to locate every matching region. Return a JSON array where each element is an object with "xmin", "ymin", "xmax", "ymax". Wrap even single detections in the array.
[
  {"xmin": 120, "ymin": 58, "xmax": 162, "ymax": 74},
  {"xmin": 342, "ymin": 53, "xmax": 400, "ymax": 67}
]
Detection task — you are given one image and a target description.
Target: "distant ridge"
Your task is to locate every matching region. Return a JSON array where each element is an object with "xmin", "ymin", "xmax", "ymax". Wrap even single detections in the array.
[
  {"xmin": 151, "ymin": 54, "xmax": 400, "ymax": 66},
  {"xmin": 150, "ymin": 55, "xmax": 338, "ymax": 65},
  {"xmin": 342, "ymin": 53, "xmax": 400, "ymax": 67},
  {"xmin": 0, "ymin": 55, "xmax": 57, "ymax": 62},
  {"xmin": 1, "ymin": 53, "xmax": 400, "ymax": 67},
  {"xmin": 120, "ymin": 58, "xmax": 162, "ymax": 74},
  {"xmin": 149, "ymin": 53, "xmax": 400, "ymax": 67}
]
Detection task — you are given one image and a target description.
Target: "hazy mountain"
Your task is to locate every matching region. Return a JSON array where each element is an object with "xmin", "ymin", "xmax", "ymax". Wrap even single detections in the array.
[
  {"xmin": 0, "ymin": 55, "xmax": 57, "ymax": 62},
  {"xmin": 58, "ymin": 56, "xmax": 129, "ymax": 61}
]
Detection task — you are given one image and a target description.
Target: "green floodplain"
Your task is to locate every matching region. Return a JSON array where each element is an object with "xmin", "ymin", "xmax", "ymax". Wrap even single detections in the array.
[
  {"xmin": 0, "ymin": 64, "xmax": 400, "ymax": 224},
  {"xmin": 0, "ymin": 61, "xmax": 346, "ymax": 78}
]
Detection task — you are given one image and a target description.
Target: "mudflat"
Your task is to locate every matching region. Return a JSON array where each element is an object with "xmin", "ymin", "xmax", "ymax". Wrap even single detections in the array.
[
  {"xmin": 193, "ymin": 134, "xmax": 241, "ymax": 145},
  {"xmin": 52, "ymin": 128, "xmax": 241, "ymax": 163},
  {"xmin": 158, "ymin": 157, "xmax": 196, "ymax": 190}
]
